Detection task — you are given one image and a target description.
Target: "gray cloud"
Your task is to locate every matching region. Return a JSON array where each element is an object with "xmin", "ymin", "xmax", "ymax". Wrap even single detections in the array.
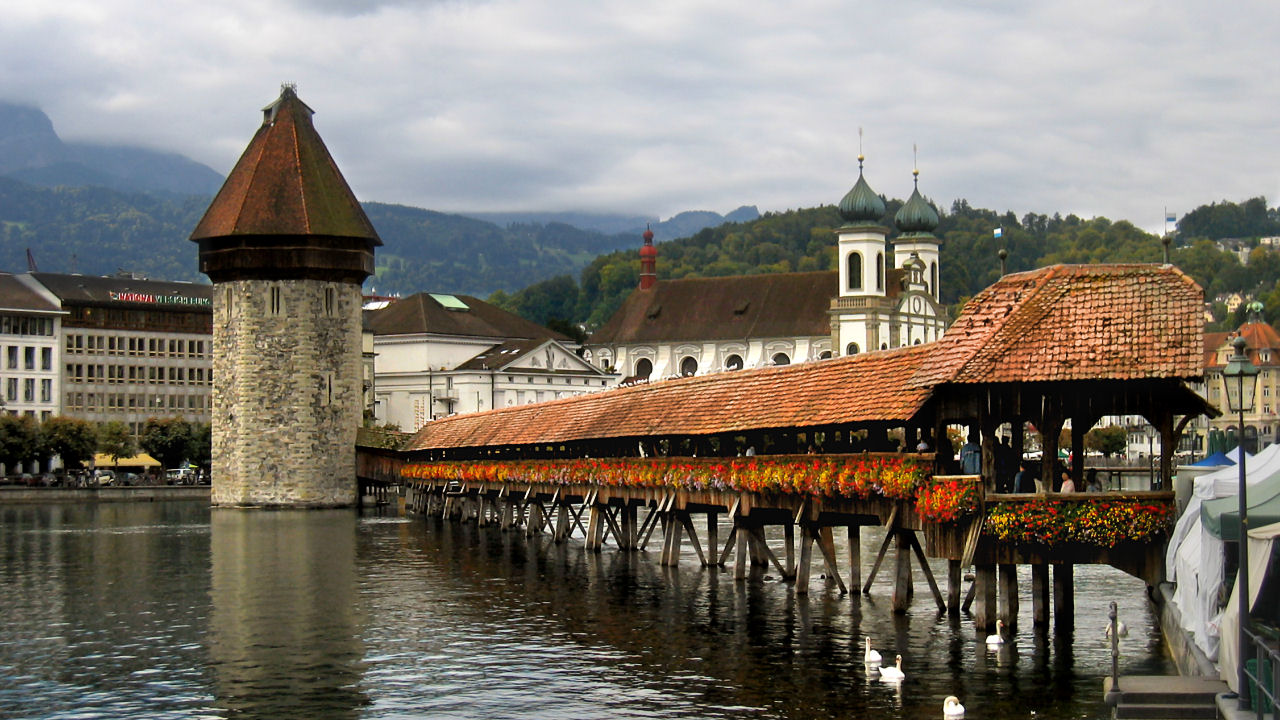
[{"xmin": 2, "ymin": 0, "xmax": 1279, "ymax": 228}]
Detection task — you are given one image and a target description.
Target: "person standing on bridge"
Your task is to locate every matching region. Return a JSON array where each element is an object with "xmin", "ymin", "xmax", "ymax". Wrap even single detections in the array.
[{"xmin": 959, "ymin": 431, "xmax": 982, "ymax": 475}]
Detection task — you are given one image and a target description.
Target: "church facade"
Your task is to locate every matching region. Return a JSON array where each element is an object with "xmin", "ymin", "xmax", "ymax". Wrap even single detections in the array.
[{"xmin": 586, "ymin": 162, "xmax": 948, "ymax": 381}]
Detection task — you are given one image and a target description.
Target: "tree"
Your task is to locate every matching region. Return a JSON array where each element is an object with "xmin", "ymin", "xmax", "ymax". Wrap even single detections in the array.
[
  {"xmin": 1085, "ymin": 426, "xmax": 1129, "ymax": 459},
  {"xmin": 138, "ymin": 417, "xmax": 193, "ymax": 470},
  {"xmin": 186, "ymin": 423, "xmax": 212, "ymax": 472},
  {"xmin": 97, "ymin": 421, "xmax": 136, "ymax": 463},
  {"xmin": 0, "ymin": 414, "xmax": 42, "ymax": 473},
  {"xmin": 41, "ymin": 416, "xmax": 97, "ymax": 472}
]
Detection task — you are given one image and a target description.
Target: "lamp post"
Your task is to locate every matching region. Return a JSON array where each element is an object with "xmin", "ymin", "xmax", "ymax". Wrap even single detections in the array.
[{"xmin": 1222, "ymin": 335, "xmax": 1259, "ymax": 706}]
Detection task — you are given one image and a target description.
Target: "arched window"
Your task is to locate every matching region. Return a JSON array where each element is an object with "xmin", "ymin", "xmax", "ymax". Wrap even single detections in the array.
[
  {"xmin": 846, "ymin": 342, "xmax": 860, "ymax": 355},
  {"xmin": 876, "ymin": 252, "xmax": 884, "ymax": 291},
  {"xmin": 771, "ymin": 353, "xmax": 790, "ymax": 366},
  {"xmin": 725, "ymin": 354, "xmax": 744, "ymax": 371},
  {"xmin": 847, "ymin": 252, "xmax": 863, "ymax": 291},
  {"xmin": 818, "ymin": 350, "xmax": 832, "ymax": 360},
  {"xmin": 680, "ymin": 356, "xmax": 698, "ymax": 376},
  {"xmin": 930, "ymin": 261, "xmax": 938, "ymax": 298},
  {"xmin": 634, "ymin": 358, "xmax": 653, "ymax": 379}
]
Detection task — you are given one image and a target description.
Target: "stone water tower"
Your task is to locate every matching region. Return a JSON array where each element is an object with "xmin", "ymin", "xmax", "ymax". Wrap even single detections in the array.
[{"xmin": 190, "ymin": 85, "xmax": 381, "ymax": 507}]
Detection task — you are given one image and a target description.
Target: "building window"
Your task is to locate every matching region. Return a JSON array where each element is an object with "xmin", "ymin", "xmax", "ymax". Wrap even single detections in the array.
[
  {"xmin": 24, "ymin": 346, "xmax": 34, "ymax": 370},
  {"xmin": 23, "ymin": 379, "xmax": 34, "ymax": 402},
  {"xmin": 772, "ymin": 352, "xmax": 790, "ymax": 366},
  {"xmin": 725, "ymin": 354, "xmax": 744, "ymax": 371},
  {"xmin": 325, "ymin": 288, "xmax": 336, "ymax": 317},
  {"xmin": 269, "ymin": 286, "xmax": 283, "ymax": 316},
  {"xmin": 40, "ymin": 347, "xmax": 51, "ymax": 371},
  {"xmin": 40, "ymin": 379, "xmax": 51, "ymax": 403},
  {"xmin": 819, "ymin": 350, "xmax": 832, "ymax": 359},
  {"xmin": 847, "ymin": 252, "xmax": 863, "ymax": 291},
  {"xmin": 7, "ymin": 378, "xmax": 17, "ymax": 402},
  {"xmin": 679, "ymin": 356, "xmax": 698, "ymax": 377},
  {"xmin": 930, "ymin": 261, "xmax": 938, "ymax": 297},
  {"xmin": 6, "ymin": 346, "xmax": 15, "ymax": 369},
  {"xmin": 634, "ymin": 358, "xmax": 653, "ymax": 380},
  {"xmin": 876, "ymin": 252, "xmax": 884, "ymax": 291},
  {"xmin": 847, "ymin": 342, "xmax": 860, "ymax": 355}
]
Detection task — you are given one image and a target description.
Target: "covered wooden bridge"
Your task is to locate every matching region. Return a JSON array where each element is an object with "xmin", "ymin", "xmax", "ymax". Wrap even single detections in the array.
[{"xmin": 389, "ymin": 263, "xmax": 1216, "ymax": 632}]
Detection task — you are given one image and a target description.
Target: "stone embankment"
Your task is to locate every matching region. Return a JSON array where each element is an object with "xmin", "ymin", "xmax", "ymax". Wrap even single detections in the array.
[{"xmin": 0, "ymin": 486, "xmax": 210, "ymax": 504}]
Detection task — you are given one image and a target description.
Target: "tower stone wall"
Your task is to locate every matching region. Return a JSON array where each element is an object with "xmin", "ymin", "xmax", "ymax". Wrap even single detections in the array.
[{"xmin": 211, "ymin": 279, "xmax": 363, "ymax": 506}]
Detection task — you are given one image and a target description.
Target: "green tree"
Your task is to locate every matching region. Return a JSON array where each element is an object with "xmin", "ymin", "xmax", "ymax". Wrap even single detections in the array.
[
  {"xmin": 0, "ymin": 415, "xmax": 42, "ymax": 472},
  {"xmin": 96, "ymin": 421, "xmax": 136, "ymax": 463},
  {"xmin": 186, "ymin": 423, "xmax": 212, "ymax": 472},
  {"xmin": 1085, "ymin": 426, "xmax": 1129, "ymax": 458},
  {"xmin": 41, "ymin": 416, "xmax": 97, "ymax": 472},
  {"xmin": 138, "ymin": 417, "xmax": 193, "ymax": 470}
]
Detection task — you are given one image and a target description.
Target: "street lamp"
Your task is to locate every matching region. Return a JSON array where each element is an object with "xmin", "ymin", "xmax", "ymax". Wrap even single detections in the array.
[{"xmin": 1222, "ymin": 335, "xmax": 1259, "ymax": 706}]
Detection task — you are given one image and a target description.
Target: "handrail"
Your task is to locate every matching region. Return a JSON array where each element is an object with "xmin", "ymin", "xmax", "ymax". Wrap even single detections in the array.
[{"xmin": 1241, "ymin": 622, "xmax": 1279, "ymax": 718}]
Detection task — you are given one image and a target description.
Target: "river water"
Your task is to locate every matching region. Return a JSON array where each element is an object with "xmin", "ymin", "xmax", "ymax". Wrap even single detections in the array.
[{"xmin": 0, "ymin": 500, "xmax": 1175, "ymax": 719}]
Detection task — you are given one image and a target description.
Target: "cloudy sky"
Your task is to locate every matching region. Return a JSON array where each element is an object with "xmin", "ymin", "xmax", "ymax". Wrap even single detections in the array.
[{"xmin": 3, "ymin": 0, "xmax": 1278, "ymax": 230}]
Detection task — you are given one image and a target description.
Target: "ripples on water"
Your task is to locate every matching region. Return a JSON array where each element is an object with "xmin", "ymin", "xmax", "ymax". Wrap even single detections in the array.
[{"xmin": 0, "ymin": 501, "xmax": 1173, "ymax": 719}]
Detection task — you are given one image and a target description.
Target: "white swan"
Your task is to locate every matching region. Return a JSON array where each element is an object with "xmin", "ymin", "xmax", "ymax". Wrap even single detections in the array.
[
  {"xmin": 864, "ymin": 637, "xmax": 882, "ymax": 665},
  {"xmin": 985, "ymin": 619, "xmax": 1005, "ymax": 646},
  {"xmin": 879, "ymin": 654, "xmax": 905, "ymax": 682},
  {"xmin": 943, "ymin": 696, "xmax": 965, "ymax": 718},
  {"xmin": 1105, "ymin": 620, "xmax": 1128, "ymax": 639}
]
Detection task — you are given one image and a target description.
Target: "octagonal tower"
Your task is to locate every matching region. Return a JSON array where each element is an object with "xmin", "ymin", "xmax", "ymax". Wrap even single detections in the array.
[{"xmin": 191, "ymin": 85, "xmax": 381, "ymax": 507}]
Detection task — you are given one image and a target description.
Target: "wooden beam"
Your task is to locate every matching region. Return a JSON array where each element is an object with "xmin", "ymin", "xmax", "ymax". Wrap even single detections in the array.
[
  {"xmin": 998, "ymin": 563, "xmax": 1019, "ymax": 628},
  {"xmin": 907, "ymin": 531, "xmax": 946, "ymax": 613},
  {"xmin": 679, "ymin": 512, "xmax": 708, "ymax": 567},
  {"xmin": 817, "ymin": 526, "xmax": 848, "ymax": 595},
  {"xmin": 1032, "ymin": 562, "xmax": 1050, "ymax": 627},
  {"xmin": 795, "ymin": 525, "xmax": 815, "ymax": 593},
  {"xmin": 973, "ymin": 564, "xmax": 997, "ymax": 631},
  {"xmin": 947, "ymin": 559, "xmax": 962, "ymax": 615},
  {"xmin": 847, "ymin": 525, "xmax": 862, "ymax": 593},
  {"xmin": 1053, "ymin": 563, "xmax": 1074, "ymax": 630}
]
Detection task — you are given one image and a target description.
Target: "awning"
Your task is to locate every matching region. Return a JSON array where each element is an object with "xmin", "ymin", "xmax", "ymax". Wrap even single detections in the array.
[{"xmin": 93, "ymin": 453, "xmax": 161, "ymax": 468}]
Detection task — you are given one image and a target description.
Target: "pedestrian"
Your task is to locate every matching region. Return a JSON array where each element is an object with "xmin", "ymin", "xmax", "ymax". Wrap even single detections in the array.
[{"xmin": 959, "ymin": 431, "xmax": 982, "ymax": 475}]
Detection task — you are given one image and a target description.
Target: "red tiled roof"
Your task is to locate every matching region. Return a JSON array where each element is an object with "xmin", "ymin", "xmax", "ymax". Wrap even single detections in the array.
[
  {"xmin": 1205, "ymin": 321, "xmax": 1280, "ymax": 369},
  {"xmin": 912, "ymin": 264, "xmax": 1204, "ymax": 386},
  {"xmin": 406, "ymin": 345, "xmax": 932, "ymax": 450},
  {"xmin": 590, "ymin": 271, "xmax": 838, "ymax": 344},
  {"xmin": 190, "ymin": 86, "xmax": 381, "ymax": 244}
]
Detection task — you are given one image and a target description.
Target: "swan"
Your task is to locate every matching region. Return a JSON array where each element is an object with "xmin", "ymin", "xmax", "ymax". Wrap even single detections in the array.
[
  {"xmin": 985, "ymin": 619, "xmax": 1005, "ymax": 646},
  {"xmin": 879, "ymin": 654, "xmax": 905, "ymax": 682},
  {"xmin": 863, "ymin": 637, "xmax": 882, "ymax": 665},
  {"xmin": 943, "ymin": 696, "xmax": 965, "ymax": 718},
  {"xmin": 1105, "ymin": 620, "xmax": 1128, "ymax": 639}
]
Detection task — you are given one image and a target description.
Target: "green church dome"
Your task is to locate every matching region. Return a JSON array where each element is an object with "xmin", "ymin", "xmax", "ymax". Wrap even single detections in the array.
[
  {"xmin": 838, "ymin": 158, "xmax": 886, "ymax": 225},
  {"xmin": 894, "ymin": 171, "xmax": 940, "ymax": 236}
]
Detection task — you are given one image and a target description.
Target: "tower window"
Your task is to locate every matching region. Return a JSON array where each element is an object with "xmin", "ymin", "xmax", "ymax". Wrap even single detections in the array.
[
  {"xmin": 680, "ymin": 356, "xmax": 698, "ymax": 377},
  {"xmin": 269, "ymin": 286, "xmax": 283, "ymax": 316},
  {"xmin": 876, "ymin": 252, "xmax": 884, "ymax": 291},
  {"xmin": 930, "ymin": 261, "xmax": 938, "ymax": 298},
  {"xmin": 846, "ymin": 343, "xmax": 859, "ymax": 355},
  {"xmin": 324, "ymin": 287, "xmax": 336, "ymax": 317},
  {"xmin": 772, "ymin": 353, "xmax": 790, "ymax": 366},
  {"xmin": 847, "ymin": 252, "xmax": 863, "ymax": 291},
  {"xmin": 635, "ymin": 358, "xmax": 653, "ymax": 379}
]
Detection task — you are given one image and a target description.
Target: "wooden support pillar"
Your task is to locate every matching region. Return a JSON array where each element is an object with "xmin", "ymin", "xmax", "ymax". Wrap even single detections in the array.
[
  {"xmin": 795, "ymin": 525, "xmax": 815, "ymax": 593},
  {"xmin": 585, "ymin": 504, "xmax": 603, "ymax": 552},
  {"xmin": 555, "ymin": 502, "xmax": 570, "ymax": 542},
  {"xmin": 847, "ymin": 526, "xmax": 861, "ymax": 592},
  {"xmin": 622, "ymin": 503, "xmax": 638, "ymax": 550},
  {"xmin": 748, "ymin": 525, "xmax": 768, "ymax": 568},
  {"xmin": 734, "ymin": 524, "xmax": 750, "ymax": 580},
  {"xmin": 706, "ymin": 511, "xmax": 718, "ymax": 566},
  {"xmin": 1053, "ymin": 563, "xmax": 1074, "ymax": 630},
  {"xmin": 891, "ymin": 529, "xmax": 913, "ymax": 612},
  {"xmin": 817, "ymin": 526, "xmax": 848, "ymax": 594},
  {"xmin": 998, "ymin": 563, "xmax": 1019, "ymax": 628},
  {"xmin": 1032, "ymin": 563, "xmax": 1050, "ymax": 627},
  {"xmin": 973, "ymin": 564, "xmax": 997, "ymax": 631},
  {"xmin": 947, "ymin": 559, "xmax": 962, "ymax": 615},
  {"xmin": 663, "ymin": 512, "xmax": 684, "ymax": 565},
  {"xmin": 784, "ymin": 522, "xmax": 796, "ymax": 579}
]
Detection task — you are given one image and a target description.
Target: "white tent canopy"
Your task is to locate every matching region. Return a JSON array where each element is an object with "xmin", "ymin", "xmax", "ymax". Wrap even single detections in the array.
[
  {"xmin": 1217, "ymin": 520, "xmax": 1280, "ymax": 692},
  {"xmin": 1166, "ymin": 443, "xmax": 1280, "ymax": 661}
]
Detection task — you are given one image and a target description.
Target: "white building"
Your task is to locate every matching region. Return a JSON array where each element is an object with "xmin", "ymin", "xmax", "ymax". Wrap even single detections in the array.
[
  {"xmin": 0, "ymin": 273, "xmax": 64, "ymax": 422},
  {"xmin": 368, "ymin": 292, "xmax": 616, "ymax": 431},
  {"xmin": 586, "ymin": 161, "xmax": 947, "ymax": 380}
]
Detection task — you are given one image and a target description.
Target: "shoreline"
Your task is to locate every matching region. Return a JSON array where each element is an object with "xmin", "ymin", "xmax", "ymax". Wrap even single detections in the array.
[{"xmin": 0, "ymin": 485, "xmax": 211, "ymax": 504}]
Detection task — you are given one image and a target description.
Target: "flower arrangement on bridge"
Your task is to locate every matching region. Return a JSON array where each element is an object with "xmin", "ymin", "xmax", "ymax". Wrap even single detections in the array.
[
  {"xmin": 914, "ymin": 477, "xmax": 981, "ymax": 523},
  {"xmin": 984, "ymin": 498, "xmax": 1173, "ymax": 547},
  {"xmin": 401, "ymin": 454, "xmax": 931, "ymax": 501}
]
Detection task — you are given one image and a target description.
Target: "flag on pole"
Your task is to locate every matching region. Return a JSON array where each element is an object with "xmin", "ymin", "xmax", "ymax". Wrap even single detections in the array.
[{"xmin": 993, "ymin": 227, "xmax": 1003, "ymax": 239}]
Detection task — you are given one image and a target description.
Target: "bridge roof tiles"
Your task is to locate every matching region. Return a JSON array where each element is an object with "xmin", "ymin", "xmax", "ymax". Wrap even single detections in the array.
[
  {"xmin": 912, "ymin": 263, "xmax": 1204, "ymax": 387},
  {"xmin": 406, "ymin": 344, "xmax": 932, "ymax": 450}
]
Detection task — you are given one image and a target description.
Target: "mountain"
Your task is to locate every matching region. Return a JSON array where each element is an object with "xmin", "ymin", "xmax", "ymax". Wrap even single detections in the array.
[
  {"xmin": 464, "ymin": 206, "xmax": 761, "ymax": 243},
  {"xmin": 0, "ymin": 101, "xmax": 224, "ymax": 197}
]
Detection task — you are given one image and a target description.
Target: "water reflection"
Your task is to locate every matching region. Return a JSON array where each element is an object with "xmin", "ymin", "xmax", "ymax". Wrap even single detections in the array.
[{"xmin": 209, "ymin": 509, "xmax": 368, "ymax": 719}]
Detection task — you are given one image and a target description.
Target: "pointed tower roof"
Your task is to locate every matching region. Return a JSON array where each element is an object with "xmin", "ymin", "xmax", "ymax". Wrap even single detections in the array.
[
  {"xmin": 191, "ymin": 85, "xmax": 380, "ymax": 283},
  {"xmin": 894, "ymin": 169, "xmax": 940, "ymax": 239},
  {"xmin": 838, "ymin": 155, "xmax": 886, "ymax": 228}
]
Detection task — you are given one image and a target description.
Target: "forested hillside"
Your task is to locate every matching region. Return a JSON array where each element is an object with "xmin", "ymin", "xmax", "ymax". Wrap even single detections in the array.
[{"xmin": 491, "ymin": 196, "xmax": 1280, "ymax": 332}]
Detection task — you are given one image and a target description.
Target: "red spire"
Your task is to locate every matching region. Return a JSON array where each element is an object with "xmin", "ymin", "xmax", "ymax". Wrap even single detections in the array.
[{"xmin": 639, "ymin": 225, "xmax": 657, "ymax": 289}]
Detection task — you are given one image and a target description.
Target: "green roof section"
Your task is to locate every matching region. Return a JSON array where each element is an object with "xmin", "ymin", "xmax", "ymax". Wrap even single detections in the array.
[
  {"xmin": 894, "ymin": 178, "xmax": 940, "ymax": 237},
  {"xmin": 838, "ymin": 165, "xmax": 887, "ymax": 228},
  {"xmin": 430, "ymin": 293, "xmax": 470, "ymax": 311}
]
